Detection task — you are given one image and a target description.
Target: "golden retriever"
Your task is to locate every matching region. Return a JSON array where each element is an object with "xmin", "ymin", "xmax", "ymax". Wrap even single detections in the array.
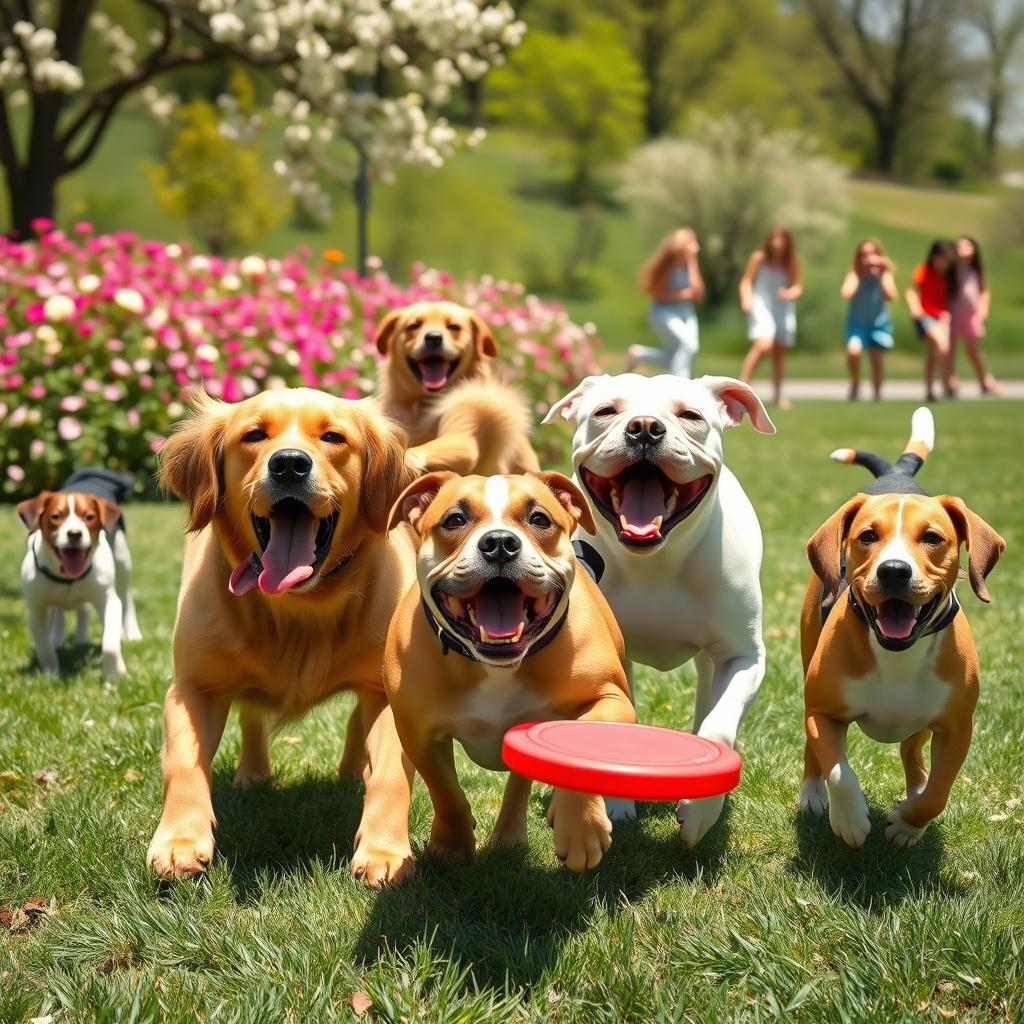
[
  {"xmin": 374, "ymin": 300, "xmax": 540, "ymax": 476},
  {"xmin": 147, "ymin": 388, "xmax": 417, "ymax": 885}
]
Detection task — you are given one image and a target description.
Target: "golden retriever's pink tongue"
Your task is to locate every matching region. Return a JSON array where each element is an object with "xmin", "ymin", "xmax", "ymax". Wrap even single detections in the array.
[
  {"xmin": 418, "ymin": 357, "xmax": 449, "ymax": 391},
  {"xmin": 258, "ymin": 509, "xmax": 317, "ymax": 595},
  {"xmin": 877, "ymin": 600, "xmax": 918, "ymax": 640},
  {"xmin": 228, "ymin": 559, "xmax": 259, "ymax": 596},
  {"xmin": 619, "ymin": 477, "xmax": 666, "ymax": 540},
  {"xmin": 474, "ymin": 586, "xmax": 526, "ymax": 639}
]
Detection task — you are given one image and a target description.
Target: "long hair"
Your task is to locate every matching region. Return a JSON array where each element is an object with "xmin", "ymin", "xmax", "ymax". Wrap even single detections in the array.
[
  {"xmin": 852, "ymin": 236, "xmax": 888, "ymax": 273},
  {"xmin": 762, "ymin": 226, "xmax": 798, "ymax": 279},
  {"xmin": 957, "ymin": 234, "xmax": 986, "ymax": 293},
  {"xmin": 925, "ymin": 239, "xmax": 958, "ymax": 299},
  {"xmin": 639, "ymin": 228, "xmax": 694, "ymax": 295}
]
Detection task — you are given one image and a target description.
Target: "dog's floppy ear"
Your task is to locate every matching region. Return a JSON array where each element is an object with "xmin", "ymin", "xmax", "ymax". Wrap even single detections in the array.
[
  {"xmin": 938, "ymin": 496, "xmax": 1005, "ymax": 603},
  {"xmin": 17, "ymin": 493, "xmax": 50, "ymax": 532},
  {"xmin": 542, "ymin": 376, "xmax": 606, "ymax": 426},
  {"xmin": 157, "ymin": 392, "xmax": 229, "ymax": 532},
  {"xmin": 470, "ymin": 313, "xmax": 498, "ymax": 358},
  {"xmin": 94, "ymin": 497, "xmax": 122, "ymax": 532},
  {"xmin": 699, "ymin": 376, "xmax": 775, "ymax": 434},
  {"xmin": 375, "ymin": 309, "xmax": 402, "ymax": 356},
  {"xmin": 359, "ymin": 411, "xmax": 412, "ymax": 534},
  {"xmin": 532, "ymin": 471, "xmax": 596, "ymax": 536},
  {"xmin": 806, "ymin": 496, "xmax": 866, "ymax": 599},
  {"xmin": 389, "ymin": 471, "xmax": 457, "ymax": 532}
]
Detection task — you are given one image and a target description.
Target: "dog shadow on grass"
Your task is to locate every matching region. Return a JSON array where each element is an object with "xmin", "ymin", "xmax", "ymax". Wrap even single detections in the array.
[
  {"xmin": 350, "ymin": 797, "xmax": 736, "ymax": 990},
  {"xmin": 786, "ymin": 800, "xmax": 964, "ymax": 910}
]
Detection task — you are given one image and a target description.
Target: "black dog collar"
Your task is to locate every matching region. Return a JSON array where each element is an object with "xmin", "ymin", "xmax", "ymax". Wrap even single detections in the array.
[
  {"xmin": 33, "ymin": 546, "xmax": 91, "ymax": 586},
  {"xmin": 422, "ymin": 596, "xmax": 569, "ymax": 663},
  {"xmin": 572, "ymin": 539, "xmax": 604, "ymax": 584}
]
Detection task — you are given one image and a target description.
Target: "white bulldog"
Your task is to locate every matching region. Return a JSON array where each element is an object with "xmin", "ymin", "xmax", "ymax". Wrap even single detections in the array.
[{"xmin": 544, "ymin": 373, "xmax": 775, "ymax": 845}]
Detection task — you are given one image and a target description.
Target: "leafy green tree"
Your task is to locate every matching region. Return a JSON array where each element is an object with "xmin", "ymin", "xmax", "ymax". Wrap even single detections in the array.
[
  {"xmin": 145, "ymin": 73, "xmax": 285, "ymax": 254},
  {"xmin": 486, "ymin": 17, "xmax": 646, "ymax": 201}
]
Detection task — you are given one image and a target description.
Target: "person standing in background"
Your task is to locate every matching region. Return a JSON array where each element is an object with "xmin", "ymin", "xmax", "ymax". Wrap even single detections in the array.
[
  {"xmin": 627, "ymin": 228, "xmax": 705, "ymax": 378},
  {"xmin": 905, "ymin": 239, "xmax": 958, "ymax": 402},
  {"xmin": 949, "ymin": 234, "xmax": 1000, "ymax": 396},
  {"xmin": 739, "ymin": 226, "xmax": 802, "ymax": 410},
  {"xmin": 841, "ymin": 237, "xmax": 897, "ymax": 401}
]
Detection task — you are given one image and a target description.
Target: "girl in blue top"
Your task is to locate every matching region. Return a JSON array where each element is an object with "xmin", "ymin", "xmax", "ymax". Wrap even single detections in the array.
[
  {"xmin": 841, "ymin": 237, "xmax": 897, "ymax": 401},
  {"xmin": 627, "ymin": 228, "xmax": 705, "ymax": 377}
]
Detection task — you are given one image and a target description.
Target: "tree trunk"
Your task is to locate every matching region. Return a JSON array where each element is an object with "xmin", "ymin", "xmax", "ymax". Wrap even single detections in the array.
[
  {"xmin": 7, "ymin": 167, "xmax": 58, "ymax": 239},
  {"xmin": 874, "ymin": 117, "xmax": 898, "ymax": 174}
]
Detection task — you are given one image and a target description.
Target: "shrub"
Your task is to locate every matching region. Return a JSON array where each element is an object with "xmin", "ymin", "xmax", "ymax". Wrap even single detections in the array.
[
  {"xmin": 0, "ymin": 223, "xmax": 601, "ymax": 497},
  {"xmin": 619, "ymin": 113, "xmax": 849, "ymax": 305}
]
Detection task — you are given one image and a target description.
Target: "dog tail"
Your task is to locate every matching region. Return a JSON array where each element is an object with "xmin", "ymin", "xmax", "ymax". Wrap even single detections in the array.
[
  {"xmin": 434, "ymin": 378, "xmax": 539, "ymax": 470},
  {"xmin": 829, "ymin": 407, "xmax": 934, "ymax": 479}
]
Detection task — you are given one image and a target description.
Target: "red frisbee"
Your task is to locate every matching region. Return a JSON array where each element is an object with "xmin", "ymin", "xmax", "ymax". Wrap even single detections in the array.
[{"xmin": 502, "ymin": 720, "xmax": 741, "ymax": 801}]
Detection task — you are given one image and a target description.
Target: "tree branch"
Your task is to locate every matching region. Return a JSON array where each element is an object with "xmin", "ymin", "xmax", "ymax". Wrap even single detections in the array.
[{"xmin": 0, "ymin": 93, "xmax": 20, "ymax": 175}]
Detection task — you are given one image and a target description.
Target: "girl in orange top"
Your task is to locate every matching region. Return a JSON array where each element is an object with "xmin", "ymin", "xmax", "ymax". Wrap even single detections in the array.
[{"xmin": 904, "ymin": 240, "xmax": 957, "ymax": 401}]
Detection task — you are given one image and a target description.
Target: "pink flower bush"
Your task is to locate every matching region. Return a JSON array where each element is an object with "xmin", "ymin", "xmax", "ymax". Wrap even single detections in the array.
[{"xmin": 0, "ymin": 228, "xmax": 601, "ymax": 495}]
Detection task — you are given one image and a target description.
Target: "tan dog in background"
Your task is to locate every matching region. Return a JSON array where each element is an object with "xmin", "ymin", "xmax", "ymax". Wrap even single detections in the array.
[
  {"xmin": 147, "ymin": 388, "xmax": 417, "ymax": 885},
  {"xmin": 800, "ymin": 409, "xmax": 1004, "ymax": 849},
  {"xmin": 384, "ymin": 471, "xmax": 634, "ymax": 875},
  {"xmin": 374, "ymin": 300, "xmax": 539, "ymax": 476}
]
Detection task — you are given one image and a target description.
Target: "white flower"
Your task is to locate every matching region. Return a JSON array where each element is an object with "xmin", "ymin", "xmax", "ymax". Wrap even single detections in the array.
[
  {"xmin": 221, "ymin": 273, "xmax": 242, "ymax": 291},
  {"xmin": 35, "ymin": 325, "xmax": 58, "ymax": 344},
  {"xmin": 239, "ymin": 255, "xmax": 267, "ymax": 278},
  {"xmin": 43, "ymin": 295, "xmax": 75, "ymax": 322},
  {"xmin": 77, "ymin": 274, "xmax": 101, "ymax": 294},
  {"xmin": 195, "ymin": 344, "xmax": 220, "ymax": 362},
  {"xmin": 209, "ymin": 11, "xmax": 245, "ymax": 43},
  {"xmin": 113, "ymin": 288, "xmax": 145, "ymax": 314},
  {"xmin": 164, "ymin": 243, "xmax": 183, "ymax": 259}
]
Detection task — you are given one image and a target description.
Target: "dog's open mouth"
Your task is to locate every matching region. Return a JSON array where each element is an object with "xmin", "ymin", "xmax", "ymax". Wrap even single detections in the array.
[
  {"xmin": 56, "ymin": 546, "xmax": 89, "ymax": 579},
  {"xmin": 433, "ymin": 578, "xmax": 561, "ymax": 660},
  {"xmin": 862, "ymin": 594, "xmax": 942, "ymax": 645},
  {"xmin": 228, "ymin": 497, "xmax": 339, "ymax": 597},
  {"xmin": 581, "ymin": 463, "xmax": 713, "ymax": 548},
  {"xmin": 408, "ymin": 355, "xmax": 459, "ymax": 392}
]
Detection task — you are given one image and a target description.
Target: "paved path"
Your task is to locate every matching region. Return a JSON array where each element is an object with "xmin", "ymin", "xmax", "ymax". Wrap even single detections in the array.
[{"xmin": 750, "ymin": 379, "xmax": 1024, "ymax": 401}]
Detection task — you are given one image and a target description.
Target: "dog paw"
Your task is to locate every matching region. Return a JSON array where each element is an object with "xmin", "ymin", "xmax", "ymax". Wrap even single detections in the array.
[
  {"xmin": 427, "ymin": 816, "xmax": 476, "ymax": 863},
  {"xmin": 603, "ymin": 797, "xmax": 636, "ymax": 822},
  {"xmin": 232, "ymin": 765, "xmax": 272, "ymax": 787},
  {"xmin": 676, "ymin": 793, "xmax": 726, "ymax": 848},
  {"xmin": 123, "ymin": 624, "xmax": 143, "ymax": 643},
  {"xmin": 351, "ymin": 841, "xmax": 415, "ymax": 886},
  {"xmin": 798, "ymin": 776, "xmax": 829, "ymax": 816},
  {"xmin": 885, "ymin": 802, "xmax": 928, "ymax": 849},
  {"xmin": 826, "ymin": 784, "xmax": 871, "ymax": 847},
  {"xmin": 548, "ymin": 791, "xmax": 612, "ymax": 872},
  {"xmin": 102, "ymin": 652, "xmax": 127, "ymax": 679},
  {"xmin": 146, "ymin": 828, "xmax": 214, "ymax": 878}
]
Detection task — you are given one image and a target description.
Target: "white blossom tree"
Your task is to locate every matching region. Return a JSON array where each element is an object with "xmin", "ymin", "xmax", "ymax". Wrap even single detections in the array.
[{"xmin": 0, "ymin": 0, "xmax": 524, "ymax": 237}]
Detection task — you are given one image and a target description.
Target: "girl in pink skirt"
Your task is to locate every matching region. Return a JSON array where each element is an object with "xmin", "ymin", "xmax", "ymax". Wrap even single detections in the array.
[{"xmin": 949, "ymin": 235, "xmax": 1000, "ymax": 395}]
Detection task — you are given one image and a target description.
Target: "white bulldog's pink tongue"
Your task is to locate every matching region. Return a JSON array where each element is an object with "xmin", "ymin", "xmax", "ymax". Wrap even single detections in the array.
[
  {"xmin": 474, "ymin": 584, "xmax": 526, "ymax": 640},
  {"xmin": 619, "ymin": 477, "xmax": 667, "ymax": 540},
  {"xmin": 258, "ymin": 509, "xmax": 317, "ymax": 595},
  {"xmin": 59, "ymin": 548, "xmax": 89, "ymax": 578},
  {"xmin": 877, "ymin": 600, "xmax": 918, "ymax": 640},
  {"xmin": 418, "ymin": 357, "xmax": 449, "ymax": 391}
]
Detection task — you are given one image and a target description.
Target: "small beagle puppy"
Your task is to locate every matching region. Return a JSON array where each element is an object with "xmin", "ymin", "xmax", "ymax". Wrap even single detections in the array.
[{"xmin": 800, "ymin": 408, "xmax": 1005, "ymax": 848}]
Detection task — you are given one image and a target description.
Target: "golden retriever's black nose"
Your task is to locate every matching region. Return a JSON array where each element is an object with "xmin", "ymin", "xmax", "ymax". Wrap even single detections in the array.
[
  {"xmin": 478, "ymin": 529, "xmax": 521, "ymax": 564},
  {"xmin": 269, "ymin": 449, "xmax": 313, "ymax": 483},
  {"xmin": 625, "ymin": 416, "xmax": 666, "ymax": 446},
  {"xmin": 423, "ymin": 330, "xmax": 444, "ymax": 350}
]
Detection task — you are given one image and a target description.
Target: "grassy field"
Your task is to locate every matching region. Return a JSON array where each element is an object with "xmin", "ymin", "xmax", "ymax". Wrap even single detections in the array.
[
  {"xmin": 8, "ymin": 117, "xmax": 1024, "ymax": 380},
  {"xmin": 1, "ymin": 401, "xmax": 1022, "ymax": 1022}
]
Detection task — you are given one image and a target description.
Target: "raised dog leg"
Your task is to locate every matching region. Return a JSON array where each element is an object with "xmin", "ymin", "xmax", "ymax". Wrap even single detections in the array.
[{"xmin": 886, "ymin": 721, "xmax": 972, "ymax": 848}]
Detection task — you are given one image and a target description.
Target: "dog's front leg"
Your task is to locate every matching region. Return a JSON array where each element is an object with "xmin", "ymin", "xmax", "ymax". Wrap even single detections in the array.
[
  {"xmin": 74, "ymin": 606, "xmax": 89, "ymax": 646},
  {"xmin": 885, "ymin": 720, "xmax": 973, "ymax": 848},
  {"xmin": 96, "ymin": 593, "xmax": 126, "ymax": 679},
  {"xmin": 29, "ymin": 604, "xmax": 60, "ymax": 675},
  {"xmin": 350, "ymin": 691, "xmax": 416, "ymax": 886},
  {"xmin": 677, "ymin": 648, "xmax": 765, "ymax": 847},
  {"xmin": 147, "ymin": 680, "xmax": 231, "ymax": 877},
  {"xmin": 806, "ymin": 713, "xmax": 871, "ymax": 847}
]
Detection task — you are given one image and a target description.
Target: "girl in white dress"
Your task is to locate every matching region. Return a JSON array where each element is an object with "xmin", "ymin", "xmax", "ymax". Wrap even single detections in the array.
[
  {"xmin": 739, "ymin": 226, "xmax": 802, "ymax": 409},
  {"xmin": 628, "ymin": 228, "xmax": 705, "ymax": 377}
]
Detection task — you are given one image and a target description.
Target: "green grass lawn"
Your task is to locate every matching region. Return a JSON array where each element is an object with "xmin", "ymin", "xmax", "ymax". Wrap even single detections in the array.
[{"xmin": 1, "ymin": 401, "xmax": 1022, "ymax": 1022}]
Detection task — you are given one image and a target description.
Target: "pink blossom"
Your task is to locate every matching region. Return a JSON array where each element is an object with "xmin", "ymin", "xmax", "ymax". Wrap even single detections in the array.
[
  {"xmin": 57, "ymin": 416, "xmax": 82, "ymax": 441},
  {"xmin": 7, "ymin": 464, "xmax": 25, "ymax": 482},
  {"xmin": 29, "ymin": 439, "xmax": 45, "ymax": 459},
  {"xmin": 60, "ymin": 395, "xmax": 86, "ymax": 412}
]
